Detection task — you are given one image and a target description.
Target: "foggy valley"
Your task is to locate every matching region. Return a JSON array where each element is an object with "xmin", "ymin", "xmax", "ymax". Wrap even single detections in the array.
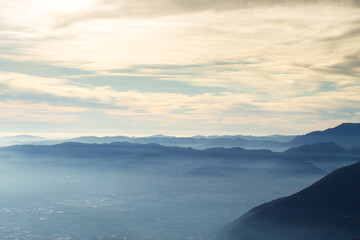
[{"xmin": 0, "ymin": 123, "xmax": 359, "ymax": 239}]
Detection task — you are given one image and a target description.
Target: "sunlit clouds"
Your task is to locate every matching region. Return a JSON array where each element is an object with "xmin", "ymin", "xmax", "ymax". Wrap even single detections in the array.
[{"xmin": 0, "ymin": 0, "xmax": 359, "ymax": 136}]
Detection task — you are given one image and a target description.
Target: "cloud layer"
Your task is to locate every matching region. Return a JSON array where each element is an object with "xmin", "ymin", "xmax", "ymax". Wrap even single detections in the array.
[
  {"xmin": 0, "ymin": 0, "xmax": 359, "ymax": 136},
  {"xmin": 55, "ymin": 0, "xmax": 360, "ymax": 28}
]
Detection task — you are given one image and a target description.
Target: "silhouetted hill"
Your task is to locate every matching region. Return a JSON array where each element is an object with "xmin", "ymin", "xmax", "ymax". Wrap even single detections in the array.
[
  {"xmin": 285, "ymin": 142, "xmax": 348, "ymax": 154},
  {"xmin": 283, "ymin": 142, "xmax": 360, "ymax": 162},
  {"xmin": 220, "ymin": 162, "xmax": 360, "ymax": 240},
  {"xmin": 290, "ymin": 123, "xmax": 360, "ymax": 148}
]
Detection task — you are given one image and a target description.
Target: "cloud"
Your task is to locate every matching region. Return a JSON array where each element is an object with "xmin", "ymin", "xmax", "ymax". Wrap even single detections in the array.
[
  {"xmin": 0, "ymin": 101, "xmax": 85, "ymax": 123},
  {"xmin": 56, "ymin": 0, "xmax": 233, "ymax": 22},
  {"xmin": 314, "ymin": 52, "xmax": 360, "ymax": 77},
  {"xmin": 0, "ymin": 72, "xmax": 358, "ymax": 128},
  {"xmin": 324, "ymin": 26, "xmax": 360, "ymax": 42},
  {"xmin": 0, "ymin": 1, "xmax": 359, "ymax": 135},
  {"xmin": 2, "ymin": 3, "xmax": 359, "ymax": 82},
  {"xmin": 55, "ymin": 0, "xmax": 360, "ymax": 28}
]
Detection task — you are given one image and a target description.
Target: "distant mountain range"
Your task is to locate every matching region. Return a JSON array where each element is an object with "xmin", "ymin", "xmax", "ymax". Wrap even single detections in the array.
[
  {"xmin": 219, "ymin": 162, "xmax": 360, "ymax": 240},
  {"xmin": 61, "ymin": 123, "xmax": 360, "ymax": 150},
  {"xmin": 1, "ymin": 140, "xmax": 359, "ymax": 176},
  {"xmin": 0, "ymin": 123, "xmax": 359, "ymax": 175},
  {"xmin": 0, "ymin": 141, "xmax": 274, "ymax": 161},
  {"xmin": 1, "ymin": 123, "xmax": 359, "ymax": 151},
  {"xmin": 68, "ymin": 135, "xmax": 291, "ymax": 151},
  {"xmin": 3, "ymin": 140, "xmax": 358, "ymax": 160}
]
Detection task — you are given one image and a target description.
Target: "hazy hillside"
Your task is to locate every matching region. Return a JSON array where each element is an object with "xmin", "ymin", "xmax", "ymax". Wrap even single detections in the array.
[{"xmin": 220, "ymin": 162, "xmax": 360, "ymax": 240}]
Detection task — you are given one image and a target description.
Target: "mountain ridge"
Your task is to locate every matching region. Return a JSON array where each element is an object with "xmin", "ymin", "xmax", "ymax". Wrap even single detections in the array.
[
  {"xmin": 1, "ymin": 123, "xmax": 359, "ymax": 151},
  {"xmin": 290, "ymin": 123, "xmax": 360, "ymax": 149}
]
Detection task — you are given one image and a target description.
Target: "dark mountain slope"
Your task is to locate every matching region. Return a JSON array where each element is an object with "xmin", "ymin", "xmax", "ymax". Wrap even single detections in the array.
[{"xmin": 220, "ymin": 162, "xmax": 360, "ymax": 240}]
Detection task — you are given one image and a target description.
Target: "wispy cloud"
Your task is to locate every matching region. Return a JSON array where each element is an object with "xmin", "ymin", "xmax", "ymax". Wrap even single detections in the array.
[
  {"xmin": 325, "ymin": 26, "xmax": 360, "ymax": 42},
  {"xmin": 0, "ymin": 71, "xmax": 358, "ymax": 135},
  {"xmin": 54, "ymin": 0, "xmax": 360, "ymax": 28},
  {"xmin": 0, "ymin": 101, "xmax": 85, "ymax": 123},
  {"xmin": 0, "ymin": 1, "xmax": 359, "ymax": 135},
  {"xmin": 314, "ymin": 52, "xmax": 360, "ymax": 77}
]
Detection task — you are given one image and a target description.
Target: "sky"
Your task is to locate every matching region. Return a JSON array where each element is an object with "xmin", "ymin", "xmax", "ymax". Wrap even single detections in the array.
[{"xmin": 0, "ymin": 0, "xmax": 359, "ymax": 137}]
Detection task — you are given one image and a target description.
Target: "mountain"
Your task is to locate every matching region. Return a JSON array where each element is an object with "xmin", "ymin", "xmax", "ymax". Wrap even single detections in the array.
[
  {"xmin": 71, "ymin": 136, "xmax": 132, "ymax": 143},
  {"xmin": 234, "ymin": 134, "xmax": 297, "ymax": 142},
  {"xmin": 189, "ymin": 134, "xmax": 297, "ymax": 142},
  {"xmin": 283, "ymin": 142, "xmax": 360, "ymax": 163},
  {"xmin": 285, "ymin": 142, "xmax": 348, "ymax": 154},
  {"xmin": 0, "ymin": 141, "xmax": 278, "ymax": 162},
  {"xmin": 61, "ymin": 123, "xmax": 360, "ymax": 150},
  {"xmin": 68, "ymin": 135, "xmax": 289, "ymax": 151},
  {"xmin": 1, "ymin": 142, "xmax": 197, "ymax": 160},
  {"xmin": 2, "ymin": 123, "xmax": 359, "ymax": 151},
  {"xmin": 219, "ymin": 162, "xmax": 360, "ymax": 240},
  {"xmin": 290, "ymin": 123, "xmax": 360, "ymax": 149},
  {"xmin": 2, "ymin": 141, "xmax": 360, "ymax": 165}
]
